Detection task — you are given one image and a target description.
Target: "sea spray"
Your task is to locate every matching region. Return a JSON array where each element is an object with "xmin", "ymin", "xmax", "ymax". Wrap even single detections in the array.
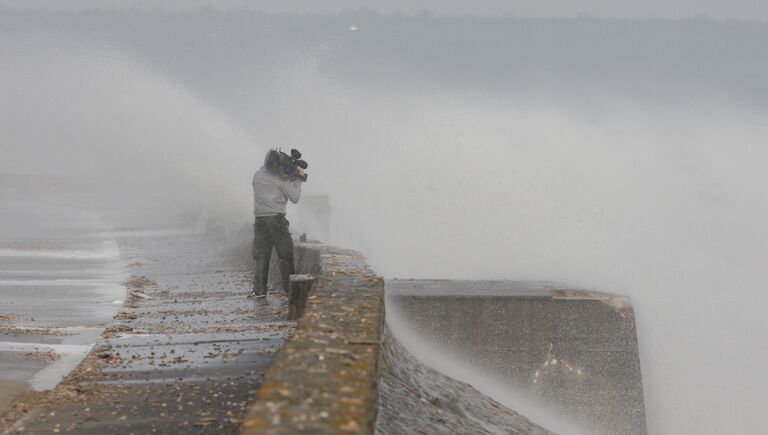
[
  {"xmin": 0, "ymin": 33, "xmax": 260, "ymax": 228},
  {"xmin": 236, "ymin": 72, "xmax": 768, "ymax": 434}
]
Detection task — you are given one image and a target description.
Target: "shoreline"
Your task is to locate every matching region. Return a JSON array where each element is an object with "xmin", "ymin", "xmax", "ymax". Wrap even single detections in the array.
[{"xmin": 0, "ymin": 202, "xmax": 128, "ymax": 418}]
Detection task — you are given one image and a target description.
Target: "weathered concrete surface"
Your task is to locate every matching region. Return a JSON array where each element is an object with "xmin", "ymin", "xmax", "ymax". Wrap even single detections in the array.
[
  {"xmin": 375, "ymin": 326, "xmax": 553, "ymax": 435},
  {"xmin": 287, "ymin": 275, "xmax": 316, "ymax": 321},
  {"xmin": 387, "ymin": 280, "xmax": 647, "ymax": 435},
  {"xmin": 242, "ymin": 244, "xmax": 385, "ymax": 434},
  {"xmin": 0, "ymin": 382, "xmax": 28, "ymax": 415},
  {"xmin": 0, "ymin": 229, "xmax": 292, "ymax": 434}
]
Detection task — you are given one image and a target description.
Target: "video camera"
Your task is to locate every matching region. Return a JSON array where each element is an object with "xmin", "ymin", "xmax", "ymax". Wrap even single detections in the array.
[{"xmin": 266, "ymin": 148, "xmax": 309, "ymax": 182}]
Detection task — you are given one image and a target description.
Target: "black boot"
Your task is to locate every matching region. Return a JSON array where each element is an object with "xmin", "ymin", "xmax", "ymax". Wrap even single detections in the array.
[{"xmin": 248, "ymin": 285, "xmax": 266, "ymax": 299}]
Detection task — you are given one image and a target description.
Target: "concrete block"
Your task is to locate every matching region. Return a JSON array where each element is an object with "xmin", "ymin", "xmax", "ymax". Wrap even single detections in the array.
[
  {"xmin": 386, "ymin": 280, "xmax": 647, "ymax": 435},
  {"xmin": 287, "ymin": 274, "xmax": 315, "ymax": 320}
]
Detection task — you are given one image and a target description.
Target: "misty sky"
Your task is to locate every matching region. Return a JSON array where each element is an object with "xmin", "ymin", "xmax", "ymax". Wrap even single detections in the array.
[
  {"xmin": 1, "ymin": 0, "xmax": 767, "ymax": 21},
  {"xmin": 3, "ymin": 5, "xmax": 768, "ymax": 434}
]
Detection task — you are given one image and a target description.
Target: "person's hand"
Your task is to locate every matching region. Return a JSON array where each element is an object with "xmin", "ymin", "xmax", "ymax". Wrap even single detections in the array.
[{"xmin": 299, "ymin": 168, "xmax": 305, "ymax": 177}]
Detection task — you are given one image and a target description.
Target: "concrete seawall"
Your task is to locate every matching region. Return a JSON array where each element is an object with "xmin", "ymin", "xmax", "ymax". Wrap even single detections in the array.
[
  {"xmin": 375, "ymin": 326, "xmax": 554, "ymax": 434},
  {"xmin": 243, "ymin": 249, "xmax": 646, "ymax": 434},
  {"xmin": 386, "ymin": 280, "xmax": 647, "ymax": 434},
  {"xmin": 0, "ymin": 228, "xmax": 643, "ymax": 434},
  {"xmin": 242, "ymin": 243, "xmax": 385, "ymax": 434}
]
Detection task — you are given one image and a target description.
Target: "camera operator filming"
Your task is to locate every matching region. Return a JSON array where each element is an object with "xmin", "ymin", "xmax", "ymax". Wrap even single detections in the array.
[{"xmin": 249, "ymin": 148, "xmax": 308, "ymax": 299}]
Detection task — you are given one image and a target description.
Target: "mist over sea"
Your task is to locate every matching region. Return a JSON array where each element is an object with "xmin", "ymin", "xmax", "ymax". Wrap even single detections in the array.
[{"xmin": 2, "ymin": 9, "xmax": 768, "ymax": 433}]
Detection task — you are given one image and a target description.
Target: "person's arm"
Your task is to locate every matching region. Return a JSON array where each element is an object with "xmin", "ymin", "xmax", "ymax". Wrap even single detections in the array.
[{"xmin": 281, "ymin": 178, "xmax": 302, "ymax": 204}]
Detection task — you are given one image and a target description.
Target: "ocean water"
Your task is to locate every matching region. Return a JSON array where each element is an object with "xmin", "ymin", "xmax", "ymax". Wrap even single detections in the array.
[{"xmin": 0, "ymin": 197, "xmax": 126, "ymax": 393}]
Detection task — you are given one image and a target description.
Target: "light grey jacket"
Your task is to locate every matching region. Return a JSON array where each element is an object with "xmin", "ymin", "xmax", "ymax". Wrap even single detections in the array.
[{"xmin": 252, "ymin": 167, "xmax": 302, "ymax": 217}]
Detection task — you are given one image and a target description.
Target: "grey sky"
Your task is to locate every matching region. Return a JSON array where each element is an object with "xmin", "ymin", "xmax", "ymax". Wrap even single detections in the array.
[{"xmin": 1, "ymin": 0, "xmax": 767, "ymax": 20}]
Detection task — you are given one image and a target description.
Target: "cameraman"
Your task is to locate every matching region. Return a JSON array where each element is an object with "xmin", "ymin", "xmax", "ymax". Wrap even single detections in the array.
[{"xmin": 249, "ymin": 149, "xmax": 305, "ymax": 299}]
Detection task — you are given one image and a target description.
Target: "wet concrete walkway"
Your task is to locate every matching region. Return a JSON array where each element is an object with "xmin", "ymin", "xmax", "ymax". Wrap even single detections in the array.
[{"xmin": 1, "ymin": 229, "xmax": 292, "ymax": 434}]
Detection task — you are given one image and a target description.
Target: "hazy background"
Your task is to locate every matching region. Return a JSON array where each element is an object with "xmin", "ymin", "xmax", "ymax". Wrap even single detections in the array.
[
  {"xmin": 2, "ymin": 4, "xmax": 768, "ymax": 434},
  {"xmin": 2, "ymin": 0, "xmax": 768, "ymax": 20}
]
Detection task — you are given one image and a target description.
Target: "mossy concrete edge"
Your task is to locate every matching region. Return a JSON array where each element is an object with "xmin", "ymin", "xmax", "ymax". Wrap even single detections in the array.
[{"xmin": 242, "ymin": 242, "xmax": 385, "ymax": 434}]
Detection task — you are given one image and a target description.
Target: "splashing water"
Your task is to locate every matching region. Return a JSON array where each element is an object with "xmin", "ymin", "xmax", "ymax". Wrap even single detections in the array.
[
  {"xmin": 238, "ymin": 73, "xmax": 768, "ymax": 434},
  {"xmin": 3, "ymin": 29, "xmax": 767, "ymax": 434}
]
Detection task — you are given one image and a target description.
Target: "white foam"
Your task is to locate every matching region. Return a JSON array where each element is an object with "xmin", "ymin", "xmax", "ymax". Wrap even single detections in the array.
[
  {"xmin": 0, "ymin": 279, "xmax": 118, "ymax": 287},
  {"xmin": 0, "ymin": 341, "xmax": 92, "ymax": 354},
  {"xmin": 0, "ymin": 270, "xmax": 115, "ymax": 278},
  {"xmin": 0, "ymin": 241, "xmax": 120, "ymax": 261},
  {"xmin": 30, "ymin": 353, "xmax": 91, "ymax": 391},
  {"xmin": 3, "ymin": 326, "xmax": 101, "ymax": 334}
]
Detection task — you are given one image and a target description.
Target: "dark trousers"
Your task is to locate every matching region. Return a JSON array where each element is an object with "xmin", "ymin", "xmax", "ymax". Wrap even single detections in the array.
[{"xmin": 252, "ymin": 214, "xmax": 295, "ymax": 294}]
